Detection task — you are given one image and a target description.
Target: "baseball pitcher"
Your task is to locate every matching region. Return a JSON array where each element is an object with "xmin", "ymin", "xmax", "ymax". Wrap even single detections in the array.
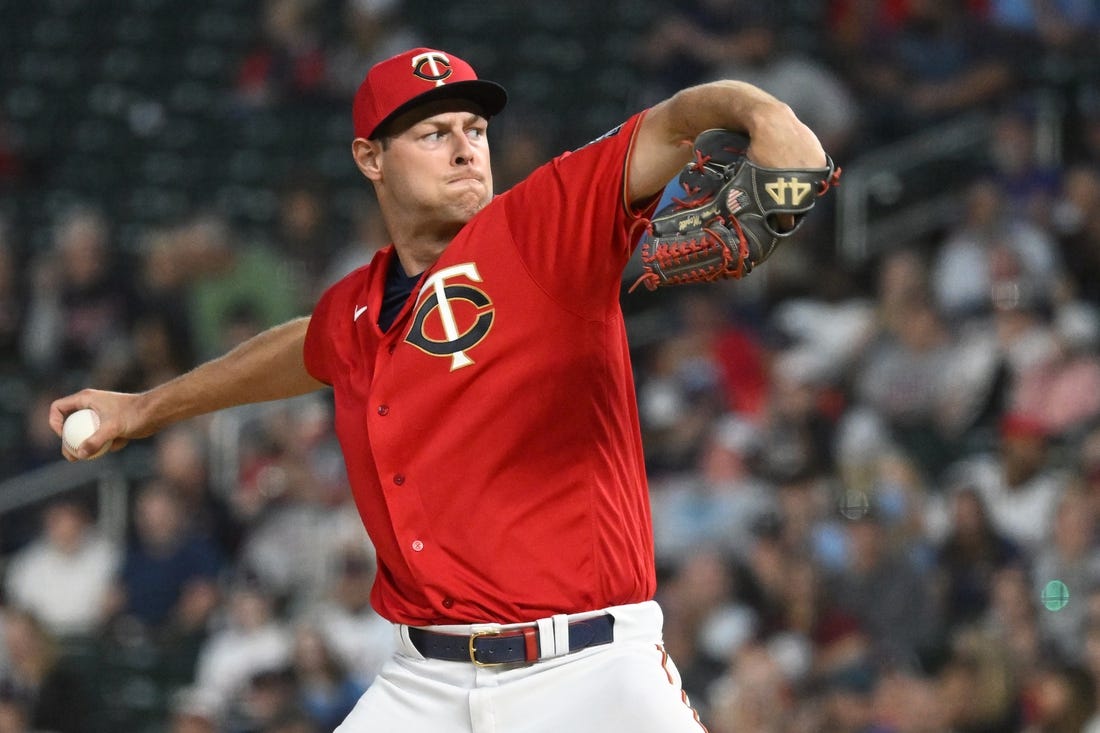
[{"xmin": 50, "ymin": 46, "xmax": 836, "ymax": 732}]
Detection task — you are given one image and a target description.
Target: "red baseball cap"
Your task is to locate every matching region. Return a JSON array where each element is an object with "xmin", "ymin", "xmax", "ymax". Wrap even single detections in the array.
[{"xmin": 352, "ymin": 48, "xmax": 508, "ymax": 139}]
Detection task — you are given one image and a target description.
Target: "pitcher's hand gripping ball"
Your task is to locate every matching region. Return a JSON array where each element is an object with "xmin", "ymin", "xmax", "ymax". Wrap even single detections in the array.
[
  {"xmin": 62, "ymin": 408, "xmax": 111, "ymax": 459},
  {"xmin": 631, "ymin": 129, "xmax": 840, "ymax": 291}
]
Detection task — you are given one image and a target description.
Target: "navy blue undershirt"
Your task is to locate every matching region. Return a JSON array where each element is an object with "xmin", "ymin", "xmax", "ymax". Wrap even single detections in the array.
[{"xmin": 378, "ymin": 256, "xmax": 420, "ymax": 333}]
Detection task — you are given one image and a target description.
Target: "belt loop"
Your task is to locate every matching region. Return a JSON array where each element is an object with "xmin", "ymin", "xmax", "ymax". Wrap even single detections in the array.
[
  {"xmin": 552, "ymin": 613, "xmax": 570, "ymax": 656},
  {"xmin": 536, "ymin": 616, "xmax": 555, "ymax": 658},
  {"xmin": 397, "ymin": 625, "xmax": 426, "ymax": 660}
]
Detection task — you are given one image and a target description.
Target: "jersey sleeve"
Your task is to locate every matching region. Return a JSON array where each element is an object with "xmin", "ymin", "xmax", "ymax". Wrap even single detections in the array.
[
  {"xmin": 496, "ymin": 111, "xmax": 659, "ymax": 316},
  {"xmin": 304, "ymin": 287, "xmax": 336, "ymax": 386}
]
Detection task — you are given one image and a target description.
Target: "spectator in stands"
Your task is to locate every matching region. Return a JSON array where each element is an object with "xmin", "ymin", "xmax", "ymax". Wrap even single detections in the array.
[
  {"xmin": 755, "ymin": 349, "xmax": 841, "ymax": 491},
  {"xmin": 828, "ymin": 507, "xmax": 942, "ymax": 669},
  {"xmin": 868, "ymin": 665, "xmax": 946, "ymax": 733},
  {"xmin": 932, "ymin": 178, "xmax": 1064, "ymax": 323},
  {"xmin": 1078, "ymin": 424, "xmax": 1100, "ymax": 519},
  {"xmin": 175, "ymin": 211, "xmax": 305, "ymax": 362},
  {"xmin": 0, "ymin": 217, "xmax": 29, "ymax": 475},
  {"xmin": 289, "ymin": 622, "xmax": 365, "ymax": 732},
  {"xmin": 134, "ymin": 227, "xmax": 197, "ymax": 369},
  {"xmin": 640, "ymin": 2, "xmax": 858, "ymax": 157},
  {"xmin": 3, "ymin": 498, "xmax": 119, "ymax": 638},
  {"xmin": 1011, "ymin": 301, "xmax": 1100, "ymax": 436},
  {"xmin": 770, "ymin": 554, "xmax": 868, "ymax": 685},
  {"xmin": 656, "ymin": 548, "xmax": 757, "ymax": 724},
  {"xmin": 324, "ymin": 0, "xmax": 421, "ymax": 100},
  {"xmin": 649, "ymin": 414, "xmax": 775, "ymax": 567},
  {"xmin": 858, "ymin": 450, "xmax": 937, "ymax": 565},
  {"xmin": 843, "ymin": 0, "xmax": 1017, "ymax": 143},
  {"xmin": 987, "ymin": 103, "xmax": 1064, "ymax": 227},
  {"xmin": 1078, "ymin": 96, "xmax": 1100, "ymax": 169},
  {"xmin": 982, "ymin": 250, "xmax": 1067, "ymax": 412},
  {"xmin": 0, "ymin": 112, "xmax": 22, "ymax": 189},
  {"xmin": 854, "ymin": 294, "xmax": 957, "ymax": 481},
  {"xmin": 0, "ymin": 681, "xmax": 36, "ymax": 733},
  {"xmin": 154, "ymin": 424, "xmax": 244, "ymax": 558},
  {"xmin": 192, "ymin": 576, "xmax": 293, "ymax": 718},
  {"xmin": 742, "ymin": 514, "xmax": 796, "ymax": 634},
  {"xmin": 319, "ymin": 193, "xmax": 386, "ymax": 289},
  {"xmin": 938, "ymin": 626, "xmax": 1024, "ymax": 731},
  {"xmin": 634, "ymin": 292, "xmax": 765, "ymax": 475},
  {"xmin": 0, "ymin": 223, "xmax": 23, "ymax": 377},
  {"xmin": 935, "ymin": 485, "xmax": 1023, "ymax": 630},
  {"xmin": 259, "ymin": 712, "xmax": 318, "ymax": 733},
  {"xmin": 826, "ymin": 0, "xmax": 916, "ymax": 53},
  {"xmin": 235, "ymin": 397, "xmax": 363, "ymax": 610},
  {"xmin": 708, "ymin": 13, "xmax": 859, "ymax": 159},
  {"xmin": 489, "ymin": 113, "xmax": 556, "ymax": 193},
  {"xmin": 934, "ymin": 250, "xmax": 1066, "ymax": 454},
  {"xmin": 1051, "ymin": 164, "xmax": 1100, "ymax": 305},
  {"xmin": 1031, "ymin": 488, "xmax": 1100, "ymax": 665},
  {"xmin": 773, "ymin": 467, "xmax": 846, "ymax": 576},
  {"xmin": 986, "ymin": 0, "xmax": 1100, "ymax": 58},
  {"xmin": 983, "ymin": 563, "xmax": 1045, "ymax": 683},
  {"xmin": 0, "ymin": 609, "xmax": 92, "ymax": 733},
  {"xmin": 818, "ymin": 660, "xmax": 879, "ymax": 733},
  {"xmin": 636, "ymin": 0, "xmax": 745, "ymax": 105},
  {"xmin": 271, "ymin": 174, "xmax": 342, "ymax": 305},
  {"xmin": 234, "ymin": 0, "xmax": 327, "ymax": 110},
  {"xmin": 302, "ymin": 546, "xmax": 394, "ymax": 688},
  {"xmin": 1022, "ymin": 661, "xmax": 1100, "ymax": 733},
  {"xmin": 706, "ymin": 640, "xmax": 798, "ymax": 733},
  {"xmin": 1082, "ymin": 609, "xmax": 1100, "ymax": 725},
  {"xmin": 107, "ymin": 480, "xmax": 223, "ymax": 637},
  {"xmin": 947, "ymin": 413, "xmax": 1068, "ymax": 554},
  {"xmin": 109, "ymin": 310, "xmax": 192, "ymax": 394},
  {"xmin": 20, "ymin": 205, "xmax": 135, "ymax": 386},
  {"xmin": 11, "ymin": 387, "xmax": 67, "ymax": 477},
  {"xmin": 872, "ymin": 247, "xmax": 932, "ymax": 340},
  {"xmin": 168, "ymin": 686, "xmax": 223, "ymax": 733},
  {"xmin": 231, "ymin": 666, "xmax": 301, "ymax": 733}
]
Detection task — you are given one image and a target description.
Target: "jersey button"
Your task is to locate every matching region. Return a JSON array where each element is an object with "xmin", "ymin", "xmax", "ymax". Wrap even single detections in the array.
[
  {"xmin": 442, "ymin": 598, "xmax": 454, "ymax": 609},
  {"xmin": 411, "ymin": 540, "xmax": 424, "ymax": 552},
  {"xmin": 377, "ymin": 405, "xmax": 389, "ymax": 416},
  {"xmin": 393, "ymin": 474, "xmax": 405, "ymax": 486},
  {"xmin": 388, "ymin": 344, "xmax": 396, "ymax": 354}
]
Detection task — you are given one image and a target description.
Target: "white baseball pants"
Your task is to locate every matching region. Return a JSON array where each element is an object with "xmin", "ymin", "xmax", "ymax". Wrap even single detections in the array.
[{"xmin": 334, "ymin": 600, "xmax": 708, "ymax": 732}]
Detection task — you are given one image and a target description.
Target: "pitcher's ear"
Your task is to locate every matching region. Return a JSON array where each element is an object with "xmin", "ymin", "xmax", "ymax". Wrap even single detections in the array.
[{"xmin": 352, "ymin": 138, "xmax": 384, "ymax": 181}]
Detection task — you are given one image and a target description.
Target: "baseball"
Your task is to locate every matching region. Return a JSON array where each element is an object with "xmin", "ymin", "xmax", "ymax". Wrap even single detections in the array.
[{"xmin": 62, "ymin": 408, "xmax": 110, "ymax": 459}]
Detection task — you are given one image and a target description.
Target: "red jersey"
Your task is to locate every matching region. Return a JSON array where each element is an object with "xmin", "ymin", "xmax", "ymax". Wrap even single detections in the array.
[{"xmin": 304, "ymin": 112, "xmax": 658, "ymax": 625}]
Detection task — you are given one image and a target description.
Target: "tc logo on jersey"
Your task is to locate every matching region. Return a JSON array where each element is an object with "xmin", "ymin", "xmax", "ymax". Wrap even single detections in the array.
[
  {"xmin": 411, "ymin": 51, "xmax": 453, "ymax": 87},
  {"xmin": 405, "ymin": 263, "xmax": 494, "ymax": 370}
]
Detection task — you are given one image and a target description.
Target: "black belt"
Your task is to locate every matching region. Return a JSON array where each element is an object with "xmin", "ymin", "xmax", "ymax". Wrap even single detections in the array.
[{"xmin": 408, "ymin": 614, "xmax": 615, "ymax": 666}]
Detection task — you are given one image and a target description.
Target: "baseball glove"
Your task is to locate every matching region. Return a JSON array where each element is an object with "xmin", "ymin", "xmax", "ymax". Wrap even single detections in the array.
[{"xmin": 630, "ymin": 129, "xmax": 840, "ymax": 291}]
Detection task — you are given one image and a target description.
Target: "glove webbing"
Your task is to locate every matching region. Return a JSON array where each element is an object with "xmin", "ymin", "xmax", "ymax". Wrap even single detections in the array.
[
  {"xmin": 628, "ymin": 218, "xmax": 751, "ymax": 292},
  {"xmin": 629, "ymin": 144, "xmax": 747, "ymax": 292}
]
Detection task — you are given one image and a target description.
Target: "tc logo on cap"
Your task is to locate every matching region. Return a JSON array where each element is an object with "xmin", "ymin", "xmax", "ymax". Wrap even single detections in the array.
[
  {"xmin": 352, "ymin": 47, "xmax": 507, "ymax": 139},
  {"xmin": 412, "ymin": 51, "xmax": 453, "ymax": 87}
]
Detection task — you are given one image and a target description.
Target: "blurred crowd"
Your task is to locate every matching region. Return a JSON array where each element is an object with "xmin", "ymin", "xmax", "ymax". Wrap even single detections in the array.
[{"xmin": 3, "ymin": 0, "xmax": 1100, "ymax": 731}]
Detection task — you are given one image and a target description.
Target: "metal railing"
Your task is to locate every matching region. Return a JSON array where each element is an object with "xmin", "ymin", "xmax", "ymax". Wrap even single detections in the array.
[
  {"xmin": 0, "ymin": 450, "xmax": 153, "ymax": 546},
  {"xmin": 835, "ymin": 91, "xmax": 1066, "ymax": 265},
  {"xmin": 0, "ymin": 396, "xmax": 325, "ymax": 556},
  {"xmin": 835, "ymin": 112, "xmax": 994, "ymax": 264}
]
